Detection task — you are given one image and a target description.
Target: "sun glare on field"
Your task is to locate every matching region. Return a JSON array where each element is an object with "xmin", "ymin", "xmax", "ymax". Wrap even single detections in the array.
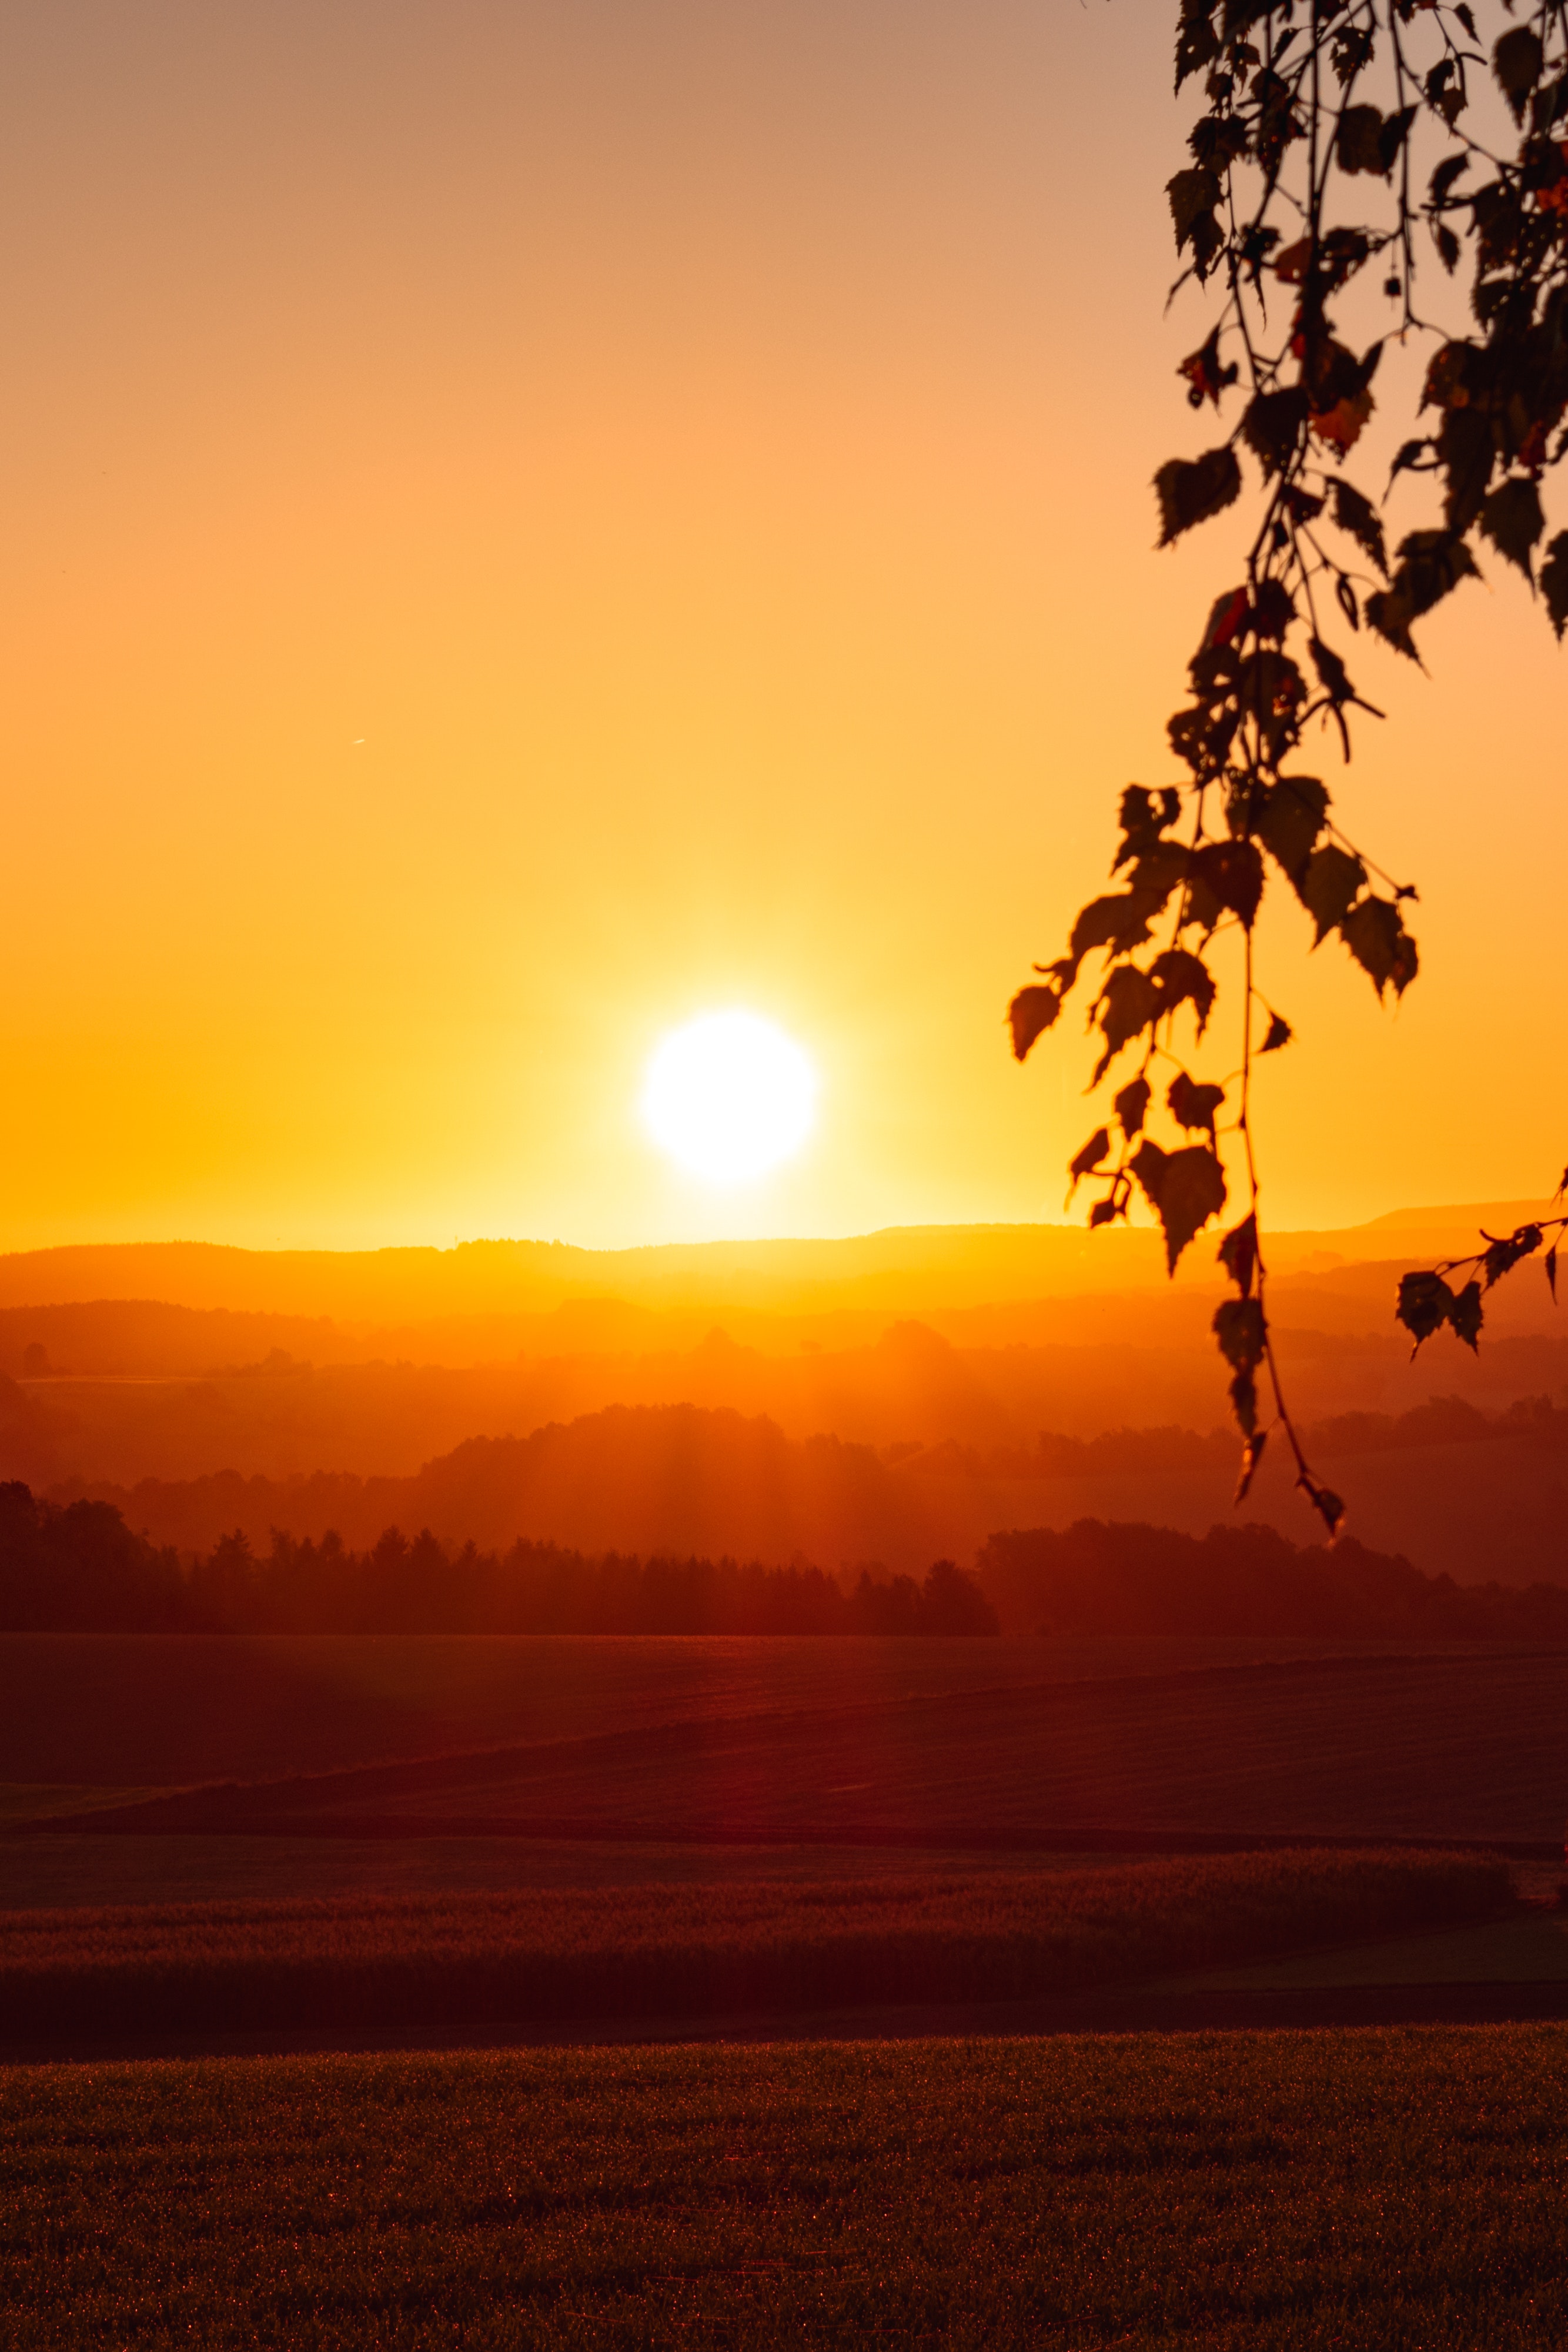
[{"xmin": 641, "ymin": 1011, "xmax": 818, "ymax": 1182}]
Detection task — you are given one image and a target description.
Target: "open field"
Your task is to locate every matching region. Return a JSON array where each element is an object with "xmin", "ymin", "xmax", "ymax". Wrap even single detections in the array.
[
  {"xmin": 8, "ymin": 1631, "xmax": 1382, "ymax": 1788},
  {"xmin": 6, "ymin": 2025, "xmax": 1568, "ymax": 2346},
  {"xmin": 9, "ymin": 1636, "xmax": 1566, "ymax": 2027},
  {"xmin": 1171, "ymin": 1906, "xmax": 1568, "ymax": 1991},
  {"xmin": 0, "ymin": 1850, "xmax": 1508, "ymax": 2047},
  {"xmin": 0, "ymin": 1835, "xmax": 1139, "ymax": 1914},
  {"xmin": 10, "ymin": 1636, "xmax": 1568, "ymax": 1843},
  {"xmin": 21, "ymin": 1641, "xmax": 1568, "ymax": 1854}
]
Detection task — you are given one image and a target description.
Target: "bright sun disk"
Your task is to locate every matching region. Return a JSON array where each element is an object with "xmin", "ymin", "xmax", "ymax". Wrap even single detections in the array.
[{"xmin": 641, "ymin": 1011, "xmax": 817, "ymax": 1182}]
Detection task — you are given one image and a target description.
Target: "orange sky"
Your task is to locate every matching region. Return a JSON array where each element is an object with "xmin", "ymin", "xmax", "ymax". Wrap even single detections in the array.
[{"xmin": 2, "ymin": 0, "xmax": 1563, "ymax": 1252}]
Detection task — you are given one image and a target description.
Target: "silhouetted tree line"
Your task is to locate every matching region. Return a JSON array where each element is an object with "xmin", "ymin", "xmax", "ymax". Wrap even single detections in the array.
[
  {"xmin": 977, "ymin": 1520, "xmax": 1568, "ymax": 1642},
  {"xmin": 12, "ymin": 1475, "xmax": 1567, "ymax": 1642},
  {"xmin": 0, "ymin": 1483, "xmax": 998, "ymax": 1636},
  {"xmin": 898, "ymin": 1395, "xmax": 1568, "ymax": 1485},
  {"xmin": 0, "ymin": 1483, "xmax": 186, "ymax": 1631}
]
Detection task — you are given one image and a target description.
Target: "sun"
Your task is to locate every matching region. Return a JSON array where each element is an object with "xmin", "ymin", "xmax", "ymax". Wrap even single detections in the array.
[{"xmin": 641, "ymin": 1011, "xmax": 818, "ymax": 1182}]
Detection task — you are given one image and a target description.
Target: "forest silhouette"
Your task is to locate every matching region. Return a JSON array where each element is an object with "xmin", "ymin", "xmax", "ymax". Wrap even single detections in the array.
[
  {"xmin": 36, "ymin": 1387, "xmax": 1568, "ymax": 1591},
  {"xmin": 8, "ymin": 1475, "xmax": 1568, "ymax": 1641}
]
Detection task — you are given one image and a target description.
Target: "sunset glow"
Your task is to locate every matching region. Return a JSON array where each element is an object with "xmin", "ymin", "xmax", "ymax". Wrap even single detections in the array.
[
  {"xmin": 641, "ymin": 1012, "xmax": 817, "ymax": 1183},
  {"xmin": 0, "ymin": 0, "xmax": 1560, "ymax": 1254}
]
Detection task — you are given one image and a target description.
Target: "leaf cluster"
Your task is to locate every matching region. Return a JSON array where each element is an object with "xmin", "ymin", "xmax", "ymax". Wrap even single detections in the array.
[
  {"xmin": 1396, "ymin": 1199, "xmax": 1568, "ymax": 1356},
  {"xmin": 1012, "ymin": 0, "xmax": 1568, "ymax": 1537}
]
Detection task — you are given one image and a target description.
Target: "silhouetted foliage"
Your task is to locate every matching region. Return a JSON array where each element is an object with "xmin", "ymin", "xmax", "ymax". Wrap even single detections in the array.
[
  {"xmin": 1395, "ymin": 1179, "xmax": 1568, "ymax": 1353},
  {"xmin": 0, "ymin": 1484, "xmax": 998, "ymax": 1636},
  {"xmin": 978, "ymin": 1515, "xmax": 1568, "ymax": 1639},
  {"xmin": 0, "ymin": 1483, "xmax": 183, "ymax": 1631},
  {"xmin": 1012, "ymin": 0, "xmax": 1567, "ymax": 1534}
]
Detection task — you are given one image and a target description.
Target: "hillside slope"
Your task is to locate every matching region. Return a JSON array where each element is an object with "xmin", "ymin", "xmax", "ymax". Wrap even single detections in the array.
[
  {"xmin": 1, "ymin": 1202, "xmax": 1559, "ymax": 1324},
  {"xmin": 59, "ymin": 1398, "xmax": 1568, "ymax": 1585}
]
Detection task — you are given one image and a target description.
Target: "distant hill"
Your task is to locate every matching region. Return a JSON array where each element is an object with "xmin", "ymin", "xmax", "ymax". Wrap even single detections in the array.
[
  {"xmin": 0, "ymin": 1202, "xmax": 1558, "ymax": 1326},
  {"xmin": 7, "ymin": 1281, "xmax": 1567, "ymax": 1510},
  {"xmin": 59, "ymin": 1395, "xmax": 1568, "ymax": 1586},
  {"xmin": 8, "ymin": 1208, "xmax": 1564, "ymax": 1586},
  {"xmin": 66, "ymin": 1404, "xmax": 941, "ymax": 1569},
  {"xmin": 0, "ymin": 1299, "xmax": 353, "ymax": 1381}
]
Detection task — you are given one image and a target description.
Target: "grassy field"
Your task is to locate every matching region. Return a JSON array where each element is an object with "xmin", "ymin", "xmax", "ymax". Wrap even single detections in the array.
[
  {"xmin": 2, "ymin": 1630, "xmax": 1485, "ymax": 1788},
  {"xmin": 0, "ymin": 1832, "xmax": 1142, "ymax": 1913},
  {"xmin": 10, "ymin": 1632, "xmax": 1298, "ymax": 1790},
  {"xmin": 0, "ymin": 1851, "xmax": 1512, "ymax": 2044},
  {"xmin": 5, "ymin": 2024, "xmax": 1568, "ymax": 2346},
  {"xmin": 34, "ymin": 1643, "xmax": 1568, "ymax": 1853}
]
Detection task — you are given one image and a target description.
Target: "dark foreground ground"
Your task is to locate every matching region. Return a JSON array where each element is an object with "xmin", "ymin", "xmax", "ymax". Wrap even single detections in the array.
[
  {"xmin": 0, "ymin": 1849, "xmax": 1520, "ymax": 2057},
  {"xmin": 5, "ymin": 1631, "xmax": 1566, "ymax": 2050},
  {"xmin": 9, "ymin": 1634, "xmax": 1568, "ymax": 1857},
  {"xmin": 6, "ymin": 2026, "xmax": 1568, "ymax": 2348},
  {"xmin": 9, "ymin": 1636, "xmax": 1568, "ymax": 2340},
  {"xmin": 8, "ymin": 1633, "xmax": 1567, "ymax": 1844}
]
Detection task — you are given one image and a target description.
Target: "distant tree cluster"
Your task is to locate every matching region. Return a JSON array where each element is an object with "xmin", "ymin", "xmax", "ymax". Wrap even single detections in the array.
[
  {"xmin": 9, "ymin": 1473, "xmax": 1567, "ymax": 1639},
  {"xmin": 0, "ymin": 1482, "xmax": 185, "ymax": 1630},
  {"xmin": 898, "ymin": 1393, "xmax": 1568, "ymax": 1481},
  {"xmin": 978, "ymin": 1516, "xmax": 1568, "ymax": 1639},
  {"xmin": 0, "ymin": 1483, "xmax": 998, "ymax": 1637}
]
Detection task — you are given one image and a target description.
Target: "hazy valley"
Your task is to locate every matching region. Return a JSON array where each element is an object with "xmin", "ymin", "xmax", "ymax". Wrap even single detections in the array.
[{"xmin": 0, "ymin": 1208, "xmax": 1564, "ymax": 1586}]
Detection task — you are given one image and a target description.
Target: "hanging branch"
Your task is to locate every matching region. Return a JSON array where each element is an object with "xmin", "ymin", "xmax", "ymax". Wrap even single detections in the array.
[
  {"xmin": 1010, "ymin": 0, "xmax": 1568, "ymax": 1538},
  {"xmin": 1397, "ymin": 1177, "xmax": 1568, "ymax": 1352}
]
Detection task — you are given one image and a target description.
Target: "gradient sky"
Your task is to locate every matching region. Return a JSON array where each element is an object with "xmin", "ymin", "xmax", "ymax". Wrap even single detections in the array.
[{"xmin": 2, "ymin": 0, "xmax": 1562, "ymax": 1251}]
